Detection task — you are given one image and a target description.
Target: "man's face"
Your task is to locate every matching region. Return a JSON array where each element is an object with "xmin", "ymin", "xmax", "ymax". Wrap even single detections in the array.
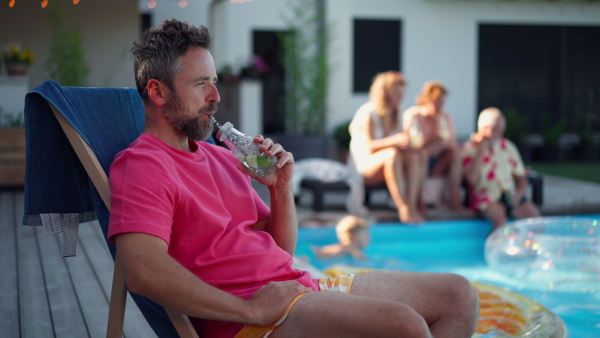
[
  {"xmin": 163, "ymin": 47, "xmax": 220, "ymax": 141},
  {"xmin": 482, "ymin": 116, "xmax": 506, "ymax": 143}
]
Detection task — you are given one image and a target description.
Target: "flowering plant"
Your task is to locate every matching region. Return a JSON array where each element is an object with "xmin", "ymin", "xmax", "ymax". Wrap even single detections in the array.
[
  {"xmin": 240, "ymin": 55, "xmax": 269, "ymax": 79},
  {"xmin": 3, "ymin": 45, "xmax": 35, "ymax": 65}
]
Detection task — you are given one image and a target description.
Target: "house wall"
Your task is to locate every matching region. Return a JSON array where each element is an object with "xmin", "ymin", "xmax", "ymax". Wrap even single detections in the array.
[
  {"xmin": 0, "ymin": 0, "xmax": 138, "ymax": 91},
  {"xmin": 211, "ymin": 0, "xmax": 600, "ymax": 139},
  {"xmin": 139, "ymin": 0, "xmax": 211, "ymax": 31}
]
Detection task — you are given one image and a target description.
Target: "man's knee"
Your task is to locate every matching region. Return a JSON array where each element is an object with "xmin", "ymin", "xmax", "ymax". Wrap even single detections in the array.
[
  {"xmin": 441, "ymin": 274, "xmax": 479, "ymax": 318},
  {"xmin": 386, "ymin": 305, "xmax": 430, "ymax": 338}
]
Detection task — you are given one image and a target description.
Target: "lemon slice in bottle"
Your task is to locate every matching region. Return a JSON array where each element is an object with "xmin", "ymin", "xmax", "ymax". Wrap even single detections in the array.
[{"xmin": 245, "ymin": 155, "xmax": 259, "ymax": 169}]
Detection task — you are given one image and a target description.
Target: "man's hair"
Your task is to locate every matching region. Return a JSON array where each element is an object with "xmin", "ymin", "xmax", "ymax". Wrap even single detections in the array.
[
  {"xmin": 478, "ymin": 107, "xmax": 503, "ymax": 131},
  {"xmin": 416, "ymin": 81, "xmax": 447, "ymax": 106},
  {"xmin": 369, "ymin": 71, "xmax": 406, "ymax": 125},
  {"xmin": 131, "ymin": 19, "xmax": 212, "ymax": 103}
]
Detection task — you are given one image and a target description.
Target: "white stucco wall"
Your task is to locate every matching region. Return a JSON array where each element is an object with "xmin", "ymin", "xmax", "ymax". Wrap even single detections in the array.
[
  {"xmin": 328, "ymin": 0, "xmax": 600, "ymax": 139},
  {"xmin": 148, "ymin": 0, "xmax": 600, "ymax": 138},
  {"xmin": 139, "ymin": 0, "xmax": 211, "ymax": 30},
  {"xmin": 0, "ymin": 0, "xmax": 138, "ymax": 90}
]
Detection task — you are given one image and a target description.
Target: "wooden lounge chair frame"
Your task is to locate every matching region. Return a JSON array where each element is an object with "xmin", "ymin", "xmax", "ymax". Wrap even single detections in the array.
[{"xmin": 48, "ymin": 102, "xmax": 199, "ymax": 338}]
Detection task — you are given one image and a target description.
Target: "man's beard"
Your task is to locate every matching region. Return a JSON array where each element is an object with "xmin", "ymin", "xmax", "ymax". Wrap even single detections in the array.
[{"xmin": 164, "ymin": 95, "xmax": 218, "ymax": 141}]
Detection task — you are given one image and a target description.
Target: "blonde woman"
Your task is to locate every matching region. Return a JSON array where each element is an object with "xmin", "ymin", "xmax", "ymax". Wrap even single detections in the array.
[
  {"xmin": 403, "ymin": 81, "xmax": 467, "ymax": 212},
  {"xmin": 348, "ymin": 71, "xmax": 428, "ymax": 223}
]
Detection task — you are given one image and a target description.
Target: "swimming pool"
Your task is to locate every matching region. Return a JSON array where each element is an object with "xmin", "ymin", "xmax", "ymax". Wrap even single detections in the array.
[{"xmin": 296, "ymin": 215, "xmax": 600, "ymax": 337}]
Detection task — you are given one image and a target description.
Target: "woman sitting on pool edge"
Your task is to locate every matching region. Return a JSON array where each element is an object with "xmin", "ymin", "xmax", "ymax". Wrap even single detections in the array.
[{"xmin": 312, "ymin": 215, "xmax": 370, "ymax": 260}]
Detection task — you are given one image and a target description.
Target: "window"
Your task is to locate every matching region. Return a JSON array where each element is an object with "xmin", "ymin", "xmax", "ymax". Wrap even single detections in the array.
[
  {"xmin": 353, "ymin": 19, "xmax": 402, "ymax": 93},
  {"xmin": 478, "ymin": 24, "xmax": 600, "ymax": 132}
]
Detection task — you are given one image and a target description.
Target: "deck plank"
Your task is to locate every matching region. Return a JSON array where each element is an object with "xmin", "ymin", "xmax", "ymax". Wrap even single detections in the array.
[
  {"xmin": 0, "ymin": 191, "xmax": 19, "ymax": 337},
  {"xmin": 61, "ymin": 234, "xmax": 111, "ymax": 337},
  {"xmin": 17, "ymin": 221, "xmax": 54, "ymax": 336},
  {"xmin": 78, "ymin": 222, "xmax": 157, "ymax": 337},
  {"xmin": 36, "ymin": 227, "xmax": 89, "ymax": 337}
]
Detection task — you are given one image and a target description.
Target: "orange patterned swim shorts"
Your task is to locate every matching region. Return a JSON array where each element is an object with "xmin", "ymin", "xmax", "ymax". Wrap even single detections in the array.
[{"xmin": 234, "ymin": 274, "xmax": 356, "ymax": 338}]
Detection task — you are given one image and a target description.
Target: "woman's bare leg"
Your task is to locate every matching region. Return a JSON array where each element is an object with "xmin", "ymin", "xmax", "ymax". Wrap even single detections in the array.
[
  {"xmin": 362, "ymin": 148, "xmax": 420, "ymax": 223},
  {"xmin": 404, "ymin": 151, "xmax": 427, "ymax": 222},
  {"xmin": 431, "ymin": 148, "xmax": 470, "ymax": 212}
]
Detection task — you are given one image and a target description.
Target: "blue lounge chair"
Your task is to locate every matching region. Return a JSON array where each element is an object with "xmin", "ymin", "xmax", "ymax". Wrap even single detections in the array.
[{"xmin": 23, "ymin": 79, "xmax": 207, "ymax": 338}]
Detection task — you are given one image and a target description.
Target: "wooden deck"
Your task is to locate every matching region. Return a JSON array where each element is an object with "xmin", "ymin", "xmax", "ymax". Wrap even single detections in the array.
[{"xmin": 0, "ymin": 189, "xmax": 157, "ymax": 338}]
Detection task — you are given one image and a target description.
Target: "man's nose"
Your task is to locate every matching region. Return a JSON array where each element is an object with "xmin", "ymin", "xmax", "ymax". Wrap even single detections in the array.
[{"xmin": 208, "ymin": 83, "xmax": 220, "ymax": 103}]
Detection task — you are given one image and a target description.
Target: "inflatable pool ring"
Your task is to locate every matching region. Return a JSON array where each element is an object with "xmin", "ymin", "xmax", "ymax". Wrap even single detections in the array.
[
  {"xmin": 485, "ymin": 216, "xmax": 599, "ymax": 292},
  {"xmin": 321, "ymin": 265, "xmax": 566, "ymax": 338},
  {"xmin": 472, "ymin": 282, "xmax": 566, "ymax": 338}
]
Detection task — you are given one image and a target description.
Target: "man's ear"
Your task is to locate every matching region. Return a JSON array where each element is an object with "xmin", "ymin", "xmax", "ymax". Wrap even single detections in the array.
[{"xmin": 147, "ymin": 79, "xmax": 168, "ymax": 106}]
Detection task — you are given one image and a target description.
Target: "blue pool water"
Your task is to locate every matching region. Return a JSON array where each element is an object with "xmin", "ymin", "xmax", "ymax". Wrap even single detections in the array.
[{"xmin": 296, "ymin": 215, "xmax": 600, "ymax": 337}]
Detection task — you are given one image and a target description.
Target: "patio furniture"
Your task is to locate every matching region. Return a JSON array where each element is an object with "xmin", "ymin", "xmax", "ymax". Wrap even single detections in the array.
[
  {"xmin": 300, "ymin": 174, "xmax": 543, "ymax": 212},
  {"xmin": 23, "ymin": 80, "xmax": 201, "ymax": 338}
]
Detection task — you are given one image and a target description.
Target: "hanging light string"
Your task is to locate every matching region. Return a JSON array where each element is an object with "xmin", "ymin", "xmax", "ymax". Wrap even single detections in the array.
[{"xmin": 8, "ymin": 0, "xmax": 82, "ymax": 7}]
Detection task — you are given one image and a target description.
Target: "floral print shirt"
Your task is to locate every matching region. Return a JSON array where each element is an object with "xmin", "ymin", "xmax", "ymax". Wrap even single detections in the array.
[{"xmin": 461, "ymin": 138, "xmax": 525, "ymax": 211}]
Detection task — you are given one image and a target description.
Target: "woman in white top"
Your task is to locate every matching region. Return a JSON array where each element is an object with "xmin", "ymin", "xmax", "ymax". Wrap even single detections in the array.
[{"xmin": 349, "ymin": 71, "xmax": 428, "ymax": 223}]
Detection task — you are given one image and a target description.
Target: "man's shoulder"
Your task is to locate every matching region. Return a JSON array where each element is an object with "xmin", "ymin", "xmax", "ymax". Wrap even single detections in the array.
[{"xmin": 113, "ymin": 134, "xmax": 174, "ymax": 170}]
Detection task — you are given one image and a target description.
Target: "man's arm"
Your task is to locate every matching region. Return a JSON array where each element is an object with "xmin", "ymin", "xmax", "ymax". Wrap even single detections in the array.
[
  {"xmin": 512, "ymin": 174, "xmax": 528, "ymax": 202},
  {"xmin": 115, "ymin": 232, "xmax": 310, "ymax": 326},
  {"xmin": 246, "ymin": 136, "xmax": 298, "ymax": 255}
]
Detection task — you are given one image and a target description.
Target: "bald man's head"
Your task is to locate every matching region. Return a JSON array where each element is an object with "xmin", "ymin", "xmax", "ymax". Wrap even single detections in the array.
[{"xmin": 477, "ymin": 107, "xmax": 506, "ymax": 142}]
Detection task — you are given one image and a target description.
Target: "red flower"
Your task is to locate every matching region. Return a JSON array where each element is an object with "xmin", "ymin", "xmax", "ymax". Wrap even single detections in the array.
[
  {"xmin": 509, "ymin": 158, "xmax": 517, "ymax": 167},
  {"xmin": 463, "ymin": 157, "xmax": 472, "ymax": 168},
  {"xmin": 487, "ymin": 170, "xmax": 495, "ymax": 181}
]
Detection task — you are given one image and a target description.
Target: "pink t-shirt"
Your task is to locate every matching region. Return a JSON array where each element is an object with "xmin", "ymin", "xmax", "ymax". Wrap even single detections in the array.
[{"xmin": 108, "ymin": 133, "xmax": 316, "ymax": 337}]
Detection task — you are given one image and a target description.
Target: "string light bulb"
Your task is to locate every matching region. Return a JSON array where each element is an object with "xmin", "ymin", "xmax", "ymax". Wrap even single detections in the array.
[
  {"xmin": 9, "ymin": 0, "xmax": 16, "ymax": 8},
  {"xmin": 147, "ymin": 0, "xmax": 156, "ymax": 9},
  {"xmin": 178, "ymin": 0, "xmax": 187, "ymax": 8},
  {"xmin": 73, "ymin": 0, "xmax": 79, "ymax": 4},
  {"xmin": 41, "ymin": 0, "xmax": 48, "ymax": 8}
]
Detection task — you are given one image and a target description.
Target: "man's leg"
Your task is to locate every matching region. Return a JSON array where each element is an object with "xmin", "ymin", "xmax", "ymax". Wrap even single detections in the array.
[
  {"xmin": 272, "ymin": 271, "xmax": 478, "ymax": 338},
  {"xmin": 350, "ymin": 271, "xmax": 479, "ymax": 337},
  {"xmin": 512, "ymin": 201, "xmax": 541, "ymax": 219},
  {"xmin": 272, "ymin": 290, "xmax": 432, "ymax": 338},
  {"xmin": 482, "ymin": 202, "xmax": 508, "ymax": 230}
]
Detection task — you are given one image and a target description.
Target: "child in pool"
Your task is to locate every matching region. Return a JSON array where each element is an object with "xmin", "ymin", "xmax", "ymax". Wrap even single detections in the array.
[{"xmin": 312, "ymin": 216, "xmax": 370, "ymax": 260}]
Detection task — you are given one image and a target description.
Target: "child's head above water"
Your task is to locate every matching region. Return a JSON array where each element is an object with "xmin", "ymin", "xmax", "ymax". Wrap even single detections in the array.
[{"xmin": 335, "ymin": 215, "xmax": 370, "ymax": 249}]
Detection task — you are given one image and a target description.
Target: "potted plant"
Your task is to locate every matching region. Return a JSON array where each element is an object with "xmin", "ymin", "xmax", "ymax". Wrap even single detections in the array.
[
  {"xmin": 540, "ymin": 112, "xmax": 567, "ymax": 162},
  {"xmin": 503, "ymin": 108, "xmax": 532, "ymax": 163},
  {"xmin": 277, "ymin": 0, "xmax": 331, "ymax": 160},
  {"xmin": 573, "ymin": 89, "xmax": 599, "ymax": 162},
  {"xmin": 2, "ymin": 44, "xmax": 35, "ymax": 76},
  {"xmin": 45, "ymin": 5, "xmax": 89, "ymax": 86},
  {"xmin": 0, "ymin": 107, "xmax": 26, "ymax": 187}
]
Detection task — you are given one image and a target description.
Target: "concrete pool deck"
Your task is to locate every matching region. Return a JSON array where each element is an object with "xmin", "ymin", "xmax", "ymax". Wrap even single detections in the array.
[{"xmin": 252, "ymin": 174, "xmax": 600, "ymax": 227}]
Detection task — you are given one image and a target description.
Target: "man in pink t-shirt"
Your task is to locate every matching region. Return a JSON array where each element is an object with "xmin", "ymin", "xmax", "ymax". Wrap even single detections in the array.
[{"xmin": 110, "ymin": 19, "xmax": 479, "ymax": 338}]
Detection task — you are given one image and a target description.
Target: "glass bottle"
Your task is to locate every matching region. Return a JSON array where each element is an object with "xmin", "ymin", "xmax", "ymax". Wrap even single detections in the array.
[{"xmin": 211, "ymin": 116, "xmax": 278, "ymax": 179}]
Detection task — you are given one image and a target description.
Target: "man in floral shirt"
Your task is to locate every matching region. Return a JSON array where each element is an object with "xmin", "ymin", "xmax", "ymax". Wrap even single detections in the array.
[{"xmin": 461, "ymin": 107, "xmax": 540, "ymax": 230}]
